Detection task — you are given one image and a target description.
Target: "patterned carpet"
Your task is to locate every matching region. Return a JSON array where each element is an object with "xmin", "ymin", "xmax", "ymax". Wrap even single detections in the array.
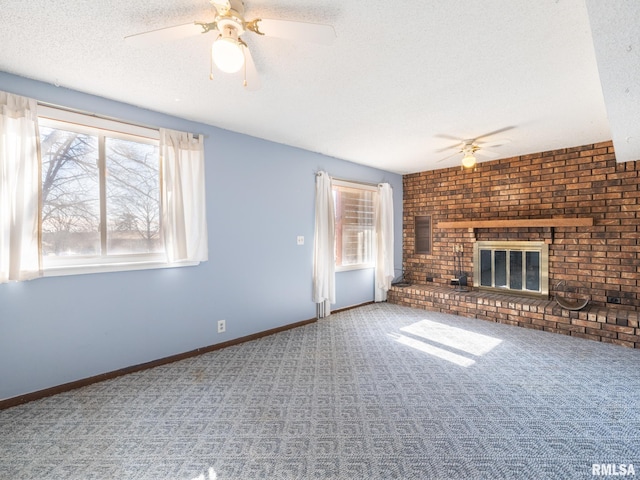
[{"xmin": 1, "ymin": 302, "xmax": 639, "ymax": 479}]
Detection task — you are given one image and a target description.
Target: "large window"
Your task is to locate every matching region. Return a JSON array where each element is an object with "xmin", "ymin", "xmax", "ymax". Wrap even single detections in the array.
[
  {"xmin": 332, "ymin": 180, "xmax": 377, "ymax": 270},
  {"xmin": 0, "ymin": 94, "xmax": 207, "ymax": 284},
  {"xmin": 40, "ymin": 121, "xmax": 161, "ymax": 256},
  {"xmin": 38, "ymin": 107, "xmax": 164, "ymax": 274}
]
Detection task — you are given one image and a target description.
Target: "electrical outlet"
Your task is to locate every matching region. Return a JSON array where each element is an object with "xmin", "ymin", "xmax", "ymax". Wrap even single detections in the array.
[
  {"xmin": 217, "ymin": 319, "xmax": 226, "ymax": 333},
  {"xmin": 297, "ymin": 236, "xmax": 304, "ymax": 245}
]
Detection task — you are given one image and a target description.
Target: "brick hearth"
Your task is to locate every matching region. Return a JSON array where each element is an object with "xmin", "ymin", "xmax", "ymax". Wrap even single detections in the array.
[{"xmin": 388, "ymin": 284, "xmax": 640, "ymax": 348}]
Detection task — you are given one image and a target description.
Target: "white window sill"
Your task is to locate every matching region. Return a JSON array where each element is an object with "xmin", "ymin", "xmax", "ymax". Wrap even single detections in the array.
[
  {"xmin": 336, "ymin": 264, "xmax": 375, "ymax": 273},
  {"xmin": 42, "ymin": 258, "xmax": 200, "ymax": 278}
]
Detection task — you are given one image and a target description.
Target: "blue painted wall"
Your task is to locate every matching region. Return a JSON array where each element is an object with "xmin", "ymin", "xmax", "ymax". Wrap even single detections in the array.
[{"xmin": 0, "ymin": 72, "xmax": 403, "ymax": 400}]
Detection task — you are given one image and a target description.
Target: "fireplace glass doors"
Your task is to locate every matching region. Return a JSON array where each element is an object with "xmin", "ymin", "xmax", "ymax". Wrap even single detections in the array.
[{"xmin": 473, "ymin": 241, "xmax": 549, "ymax": 298}]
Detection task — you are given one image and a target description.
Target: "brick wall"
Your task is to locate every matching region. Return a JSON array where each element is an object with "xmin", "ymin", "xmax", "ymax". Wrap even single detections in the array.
[{"xmin": 400, "ymin": 141, "xmax": 640, "ymax": 310}]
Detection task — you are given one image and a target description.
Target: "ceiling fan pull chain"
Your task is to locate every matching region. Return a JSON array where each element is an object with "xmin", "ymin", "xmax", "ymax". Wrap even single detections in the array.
[
  {"xmin": 209, "ymin": 49, "xmax": 215, "ymax": 80},
  {"xmin": 242, "ymin": 47, "xmax": 248, "ymax": 87}
]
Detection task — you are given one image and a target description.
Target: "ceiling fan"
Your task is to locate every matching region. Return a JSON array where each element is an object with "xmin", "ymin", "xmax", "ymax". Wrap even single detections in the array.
[
  {"xmin": 125, "ymin": 0, "xmax": 336, "ymax": 89},
  {"xmin": 435, "ymin": 127, "xmax": 515, "ymax": 169}
]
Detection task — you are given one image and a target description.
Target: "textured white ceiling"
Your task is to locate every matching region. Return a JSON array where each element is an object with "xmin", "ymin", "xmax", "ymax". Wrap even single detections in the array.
[{"xmin": 0, "ymin": 0, "xmax": 636, "ymax": 174}]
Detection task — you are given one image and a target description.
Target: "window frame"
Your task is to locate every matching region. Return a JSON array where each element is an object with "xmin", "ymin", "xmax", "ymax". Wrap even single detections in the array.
[
  {"xmin": 332, "ymin": 179, "xmax": 377, "ymax": 272},
  {"xmin": 37, "ymin": 106, "xmax": 194, "ymax": 278}
]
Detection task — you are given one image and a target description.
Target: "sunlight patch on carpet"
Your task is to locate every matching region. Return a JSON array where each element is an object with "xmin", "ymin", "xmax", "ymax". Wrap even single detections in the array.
[
  {"xmin": 402, "ymin": 319, "xmax": 503, "ymax": 356},
  {"xmin": 389, "ymin": 318, "xmax": 503, "ymax": 366},
  {"xmin": 190, "ymin": 467, "xmax": 216, "ymax": 480},
  {"xmin": 390, "ymin": 333, "xmax": 476, "ymax": 367}
]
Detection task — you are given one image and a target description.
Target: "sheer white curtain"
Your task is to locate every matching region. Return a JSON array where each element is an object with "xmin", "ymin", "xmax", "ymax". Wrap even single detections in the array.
[
  {"xmin": 0, "ymin": 91, "xmax": 41, "ymax": 283},
  {"xmin": 159, "ymin": 128, "xmax": 208, "ymax": 264},
  {"xmin": 313, "ymin": 171, "xmax": 335, "ymax": 318},
  {"xmin": 374, "ymin": 182, "xmax": 394, "ymax": 302}
]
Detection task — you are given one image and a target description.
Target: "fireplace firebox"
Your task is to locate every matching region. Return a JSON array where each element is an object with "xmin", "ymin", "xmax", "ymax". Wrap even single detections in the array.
[{"xmin": 473, "ymin": 241, "xmax": 549, "ymax": 298}]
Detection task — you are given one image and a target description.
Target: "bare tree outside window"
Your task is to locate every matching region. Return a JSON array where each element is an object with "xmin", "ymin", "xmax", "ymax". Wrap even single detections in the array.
[
  {"xmin": 106, "ymin": 138, "xmax": 161, "ymax": 254},
  {"xmin": 40, "ymin": 126, "xmax": 100, "ymax": 256},
  {"xmin": 39, "ymin": 123, "xmax": 161, "ymax": 259}
]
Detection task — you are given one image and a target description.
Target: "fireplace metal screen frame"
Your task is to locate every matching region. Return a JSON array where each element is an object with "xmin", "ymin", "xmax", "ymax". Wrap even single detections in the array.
[{"xmin": 473, "ymin": 240, "xmax": 549, "ymax": 299}]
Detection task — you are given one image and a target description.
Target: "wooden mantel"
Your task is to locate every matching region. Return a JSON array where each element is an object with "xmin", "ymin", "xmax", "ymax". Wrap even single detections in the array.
[{"xmin": 437, "ymin": 217, "xmax": 593, "ymax": 229}]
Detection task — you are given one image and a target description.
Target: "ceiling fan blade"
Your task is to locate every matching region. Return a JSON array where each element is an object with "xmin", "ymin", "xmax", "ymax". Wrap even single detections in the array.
[
  {"xmin": 481, "ymin": 138, "xmax": 512, "ymax": 149},
  {"xmin": 241, "ymin": 44, "xmax": 261, "ymax": 91},
  {"xmin": 436, "ymin": 152, "xmax": 461, "ymax": 163},
  {"xmin": 435, "ymin": 142, "xmax": 463, "ymax": 153},
  {"xmin": 250, "ymin": 18, "xmax": 336, "ymax": 45},
  {"xmin": 435, "ymin": 133, "xmax": 464, "ymax": 141},
  {"xmin": 474, "ymin": 126, "xmax": 516, "ymax": 142},
  {"xmin": 125, "ymin": 22, "xmax": 205, "ymax": 46}
]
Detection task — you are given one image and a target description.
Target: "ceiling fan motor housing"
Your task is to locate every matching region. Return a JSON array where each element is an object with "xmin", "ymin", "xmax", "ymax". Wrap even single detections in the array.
[
  {"xmin": 461, "ymin": 142, "xmax": 480, "ymax": 155},
  {"xmin": 216, "ymin": 12, "xmax": 246, "ymax": 36}
]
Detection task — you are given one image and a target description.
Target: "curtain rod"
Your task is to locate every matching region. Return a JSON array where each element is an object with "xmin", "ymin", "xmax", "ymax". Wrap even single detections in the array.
[
  {"xmin": 334, "ymin": 177, "xmax": 380, "ymax": 187},
  {"xmin": 38, "ymin": 101, "xmax": 160, "ymax": 132},
  {"xmin": 37, "ymin": 101, "xmax": 207, "ymax": 138},
  {"xmin": 315, "ymin": 171, "xmax": 381, "ymax": 188}
]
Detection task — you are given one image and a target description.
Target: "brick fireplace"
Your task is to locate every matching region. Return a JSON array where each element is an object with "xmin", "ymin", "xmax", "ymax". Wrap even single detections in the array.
[{"xmin": 388, "ymin": 141, "xmax": 640, "ymax": 348}]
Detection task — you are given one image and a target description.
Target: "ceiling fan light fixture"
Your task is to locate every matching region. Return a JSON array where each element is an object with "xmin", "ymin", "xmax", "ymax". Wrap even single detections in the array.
[
  {"xmin": 462, "ymin": 152, "xmax": 477, "ymax": 169},
  {"xmin": 212, "ymin": 25, "xmax": 245, "ymax": 73}
]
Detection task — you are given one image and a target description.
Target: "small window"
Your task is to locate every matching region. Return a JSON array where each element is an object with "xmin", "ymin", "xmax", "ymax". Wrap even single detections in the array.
[
  {"xmin": 332, "ymin": 180, "xmax": 377, "ymax": 270},
  {"xmin": 415, "ymin": 215, "xmax": 431, "ymax": 254}
]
